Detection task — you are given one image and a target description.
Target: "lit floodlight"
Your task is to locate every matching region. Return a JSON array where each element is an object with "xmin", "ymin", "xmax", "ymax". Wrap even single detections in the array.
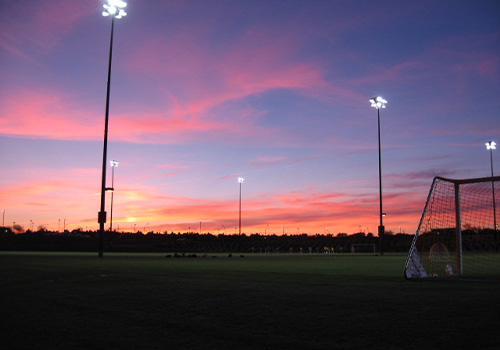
[
  {"xmin": 102, "ymin": 0, "xmax": 127, "ymax": 18},
  {"xmin": 110, "ymin": 160, "xmax": 120, "ymax": 167},
  {"xmin": 486, "ymin": 141, "xmax": 497, "ymax": 150},
  {"xmin": 238, "ymin": 177, "xmax": 245, "ymax": 183},
  {"xmin": 370, "ymin": 96, "xmax": 387, "ymax": 109}
]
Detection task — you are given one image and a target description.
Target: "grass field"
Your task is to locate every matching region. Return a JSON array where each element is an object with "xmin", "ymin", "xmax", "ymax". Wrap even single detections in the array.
[{"xmin": 1, "ymin": 252, "xmax": 499, "ymax": 349}]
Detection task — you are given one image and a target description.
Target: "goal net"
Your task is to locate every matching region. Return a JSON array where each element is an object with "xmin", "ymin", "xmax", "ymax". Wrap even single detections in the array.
[{"xmin": 404, "ymin": 176, "xmax": 500, "ymax": 279}]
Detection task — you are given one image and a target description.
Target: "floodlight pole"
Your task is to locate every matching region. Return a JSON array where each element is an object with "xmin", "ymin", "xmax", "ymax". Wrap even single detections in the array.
[
  {"xmin": 370, "ymin": 97, "xmax": 387, "ymax": 255},
  {"xmin": 98, "ymin": 15, "xmax": 115, "ymax": 257},
  {"xmin": 109, "ymin": 160, "xmax": 119, "ymax": 232},
  {"xmin": 238, "ymin": 177, "xmax": 244, "ymax": 235},
  {"xmin": 377, "ymin": 106, "xmax": 384, "ymax": 254},
  {"xmin": 97, "ymin": 1, "xmax": 127, "ymax": 257},
  {"xmin": 486, "ymin": 142, "xmax": 497, "ymax": 231}
]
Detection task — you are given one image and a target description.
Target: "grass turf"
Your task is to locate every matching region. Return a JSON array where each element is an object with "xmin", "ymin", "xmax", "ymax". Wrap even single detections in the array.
[{"xmin": 1, "ymin": 252, "xmax": 499, "ymax": 349}]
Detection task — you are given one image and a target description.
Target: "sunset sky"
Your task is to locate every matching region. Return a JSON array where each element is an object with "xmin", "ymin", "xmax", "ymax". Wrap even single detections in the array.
[{"xmin": 1, "ymin": 0, "xmax": 499, "ymax": 235}]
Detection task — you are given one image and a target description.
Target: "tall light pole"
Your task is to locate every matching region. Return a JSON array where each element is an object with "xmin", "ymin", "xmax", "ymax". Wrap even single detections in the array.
[
  {"xmin": 98, "ymin": 1, "xmax": 127, "ymax": 258},
  {"xmin": 109, "ymin": 160, "xmax": 119, "ymax": 232},
  {"xmin": 370, "ymin": 96, "xmax": 387, "ymax": 255},
  {"xmin": 238, "ymin": 177, "xmax": 245, "ymax": 235},
  {"xmin": 486, "ymin": 141, "xmax": 497, "ymax": 230}
]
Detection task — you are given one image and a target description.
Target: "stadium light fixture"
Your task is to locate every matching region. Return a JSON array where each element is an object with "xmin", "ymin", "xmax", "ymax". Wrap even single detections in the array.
[
  {"xmin": 370, "ymin": 96, "xmax": 387, "ymax": 255},
  {"xmin": 370, "ymin": 96, "xmax": 387, "ymax": 109},
  {"xmin": 238, "ymin": 177, "xmax": 245, "ymax": 235},
  {"xmin": 485, "ymin": 141, "xmax": 497, "ymax": 230},
  {"xmin": 98, "ymin": 1, "xmax": 127, "ymax": 258},
  {"xmin": 102, "ymin": 0, "xmax": 127, "ymax": 18},
  {"xmin": 485, "ymin": 141, "xmax": 496, "ymax": 150}
]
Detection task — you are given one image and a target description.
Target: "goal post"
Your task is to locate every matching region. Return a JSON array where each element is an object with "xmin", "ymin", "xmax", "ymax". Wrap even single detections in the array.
[{"xmin": 404, "ymin": 175, "xmax": 500, "ymax": 279}]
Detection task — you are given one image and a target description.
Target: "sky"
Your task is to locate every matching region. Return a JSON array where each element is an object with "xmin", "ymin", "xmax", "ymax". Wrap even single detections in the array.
[{"xmin": 1, "ymin": 0, "xmax": 499, "ymax": 235}]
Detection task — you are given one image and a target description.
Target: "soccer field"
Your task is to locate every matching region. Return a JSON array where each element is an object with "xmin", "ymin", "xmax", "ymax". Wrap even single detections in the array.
[{"xmin": 1, "ymin": 252, "xmax": 499, "ymax": 349}]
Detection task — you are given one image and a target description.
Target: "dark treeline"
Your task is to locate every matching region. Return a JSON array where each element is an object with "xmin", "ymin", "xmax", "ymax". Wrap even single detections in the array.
[{"xmin": 0, "ymin": 228, "xmax": 413, "ymax": 253}]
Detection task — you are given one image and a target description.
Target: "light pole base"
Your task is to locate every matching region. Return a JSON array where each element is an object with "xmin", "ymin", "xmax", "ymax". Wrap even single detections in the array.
[{"xmin": 378, "ymin": 225, "xmax": 385, "ymax": 255}]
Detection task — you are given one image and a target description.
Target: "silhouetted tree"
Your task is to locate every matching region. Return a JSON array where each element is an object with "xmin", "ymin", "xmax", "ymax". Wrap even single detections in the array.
[{"xmin": 12, "ymin": 224, "xmax": 24, "ymax": 234}]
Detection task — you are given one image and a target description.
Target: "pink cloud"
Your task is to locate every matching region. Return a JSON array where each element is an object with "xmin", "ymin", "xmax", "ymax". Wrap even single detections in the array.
[
  {"xmin": 0, "ymin": 86, "xmax": 257, "ymax": 144},
  {"xmin": 0, "ymin": 88, "xmax": 99, "ymax": 140},
  {"xmin": 117, "ymin": 22, "xmax": 332, "ymax": 143}
]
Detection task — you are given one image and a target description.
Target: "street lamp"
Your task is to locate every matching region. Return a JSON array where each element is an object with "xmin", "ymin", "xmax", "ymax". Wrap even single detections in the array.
[
  {"xmin": 486, "ymin": 141, "xmax": 497, "ymax": 230},
  {"xmin": 98, "ymin": 0, "xmax": 127, "ymax": 258},
  {"xmin": 238, "ymin": 177, "xmax": 245, "ymax": 235},
  {"xmin": 370, "ymin": 96, "xmax": 387, "ymax": 255},
  {"xmin": 109, "ymin": 160, "xmax": 119, "ymax": 232}
]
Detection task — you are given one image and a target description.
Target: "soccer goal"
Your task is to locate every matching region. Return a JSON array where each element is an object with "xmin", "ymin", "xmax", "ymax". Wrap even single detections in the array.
[{"xmin": 404, "ymin": 176, "xmax": 500, "ymax": 279}]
